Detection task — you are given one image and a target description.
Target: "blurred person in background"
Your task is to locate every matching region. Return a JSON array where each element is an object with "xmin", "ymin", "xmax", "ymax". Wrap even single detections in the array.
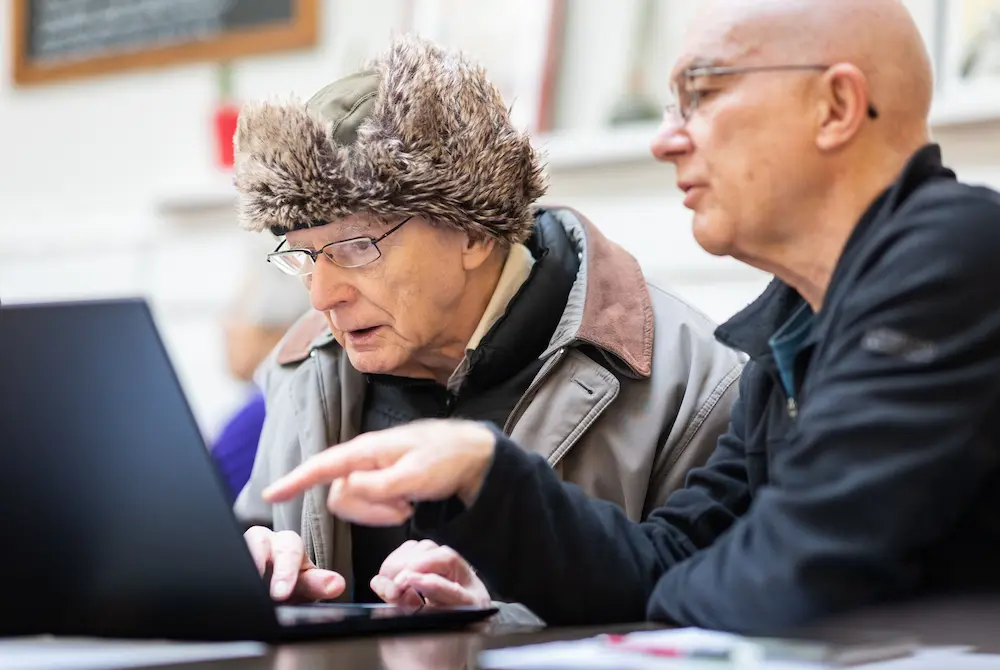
[
  {"xmin": 264, "ymin": 0, "xmax": 1000, "ymax": 635},
  {"xmin": 211, "ymin": 260, "xmax": 311, "ymax": 503},
  {"xmin": 230, "ymin": 34, "xmax": 744, "ymax": 621}
]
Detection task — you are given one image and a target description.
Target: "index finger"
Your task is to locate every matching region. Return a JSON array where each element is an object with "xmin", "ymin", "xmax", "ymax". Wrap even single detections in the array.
[
  {"xmin": 262, "ymin": 432, "xmax": 407, "ymax": 502},
  {"xmin": 262, "ymin": 445, "xmax": 372, "ymax": 503},
  {"xmin": 269, "ymin": 530, "xmax": 306, "ymax": 600},
  {"xmin": 243, "ymin": 526, "xmax": 273, "ymax": 575}
]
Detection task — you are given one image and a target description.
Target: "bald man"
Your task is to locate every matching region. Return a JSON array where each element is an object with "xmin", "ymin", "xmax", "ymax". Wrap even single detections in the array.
[{"xmin": 262, "ymin": 0, "xmax": 1000, "ymax": 634}]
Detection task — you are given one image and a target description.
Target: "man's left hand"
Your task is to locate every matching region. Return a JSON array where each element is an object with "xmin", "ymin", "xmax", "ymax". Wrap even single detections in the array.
[
  {"xmin": 263, "ymin": 419, "xmax": 497, "ymax": 526},
  {"xmin": 371, "ymin": 539, "xmax": 491, "ymax": 609}
]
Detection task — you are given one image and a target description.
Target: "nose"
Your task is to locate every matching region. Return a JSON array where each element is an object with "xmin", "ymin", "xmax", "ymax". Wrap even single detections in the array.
[
  {"xmin": 649, "ymin": 115, "xmax": 693, "ymax": 163},
  {"xmin": 307, "ymin": 257, "xmax": 357, "ymax": 312}
]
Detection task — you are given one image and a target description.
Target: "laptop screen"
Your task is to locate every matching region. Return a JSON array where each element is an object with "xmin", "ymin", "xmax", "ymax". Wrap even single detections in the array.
[{"xmin": 0, "ymin": 299, "xmax": 275, "ymax": 639}]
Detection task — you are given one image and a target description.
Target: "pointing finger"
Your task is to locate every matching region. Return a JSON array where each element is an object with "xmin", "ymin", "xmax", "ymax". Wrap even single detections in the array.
[
  {"xmin": 263, "ymin": 428, "xmax": 422, "ymax": 503},
  {"xmin": 263, "ymin": 441, "xmax": 381, "ymax": 503}
]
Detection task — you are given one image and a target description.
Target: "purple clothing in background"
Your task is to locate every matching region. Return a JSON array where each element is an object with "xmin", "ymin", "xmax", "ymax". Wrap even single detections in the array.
[{"xmin": 211, "ymin": 389, "xmax": 266, "ymax": 503}]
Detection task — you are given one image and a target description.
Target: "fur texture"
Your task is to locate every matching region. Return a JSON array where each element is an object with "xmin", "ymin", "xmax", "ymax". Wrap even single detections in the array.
[{"xmin": 233, "ymin": 35, "xmax": 548, "ymax": 244}]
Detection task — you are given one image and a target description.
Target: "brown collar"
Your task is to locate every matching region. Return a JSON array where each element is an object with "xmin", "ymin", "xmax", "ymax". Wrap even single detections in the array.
[
  {"xmin": 276, "ymin": 310, "xmax": 330, "ymax": 365},
  {"xmin": 275, "ymin": 208, "xmax": 654, "ymax": 376},
  {"xmin": 562, "ymin": 206, "xmax": 653, "ymax": 378}
]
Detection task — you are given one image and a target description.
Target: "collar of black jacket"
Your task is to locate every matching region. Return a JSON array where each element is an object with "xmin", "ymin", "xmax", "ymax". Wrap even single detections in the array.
[
  {"xmin": 714, "ymin": 143, "xmax": 955, "ymax": 360},
  {"xmin": 459, "ymin": 209, "xmax": 581, "ymax": 393},
  {"xmin": 358, "ymin": 210, "xmax": 580, "ymax": 395}
]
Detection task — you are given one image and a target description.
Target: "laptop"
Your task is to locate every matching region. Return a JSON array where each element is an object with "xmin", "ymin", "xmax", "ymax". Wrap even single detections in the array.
[{"xmin": 0, "ymin": 298, "xmax": 497, "ymax": 642}]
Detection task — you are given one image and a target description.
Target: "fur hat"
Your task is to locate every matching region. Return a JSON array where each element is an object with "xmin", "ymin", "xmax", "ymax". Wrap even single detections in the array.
[{"xmin": 233, "ymin": 34, "xmax": 548, "ymax": 245}]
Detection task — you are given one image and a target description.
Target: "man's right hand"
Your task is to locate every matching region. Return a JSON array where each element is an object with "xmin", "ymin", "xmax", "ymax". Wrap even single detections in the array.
[
  {"xmin": 262, "ymin": 420, "xmax": 497, "ymax": 526},
  {"xmin": 243, "ymin": 526, "xmax": 345, "ymax": 602}
]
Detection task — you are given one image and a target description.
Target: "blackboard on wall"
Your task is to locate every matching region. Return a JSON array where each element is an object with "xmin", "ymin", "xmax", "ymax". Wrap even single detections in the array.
[{"xmin": 11, "ymin": 0, "xmax": 319, "ymax": 86}]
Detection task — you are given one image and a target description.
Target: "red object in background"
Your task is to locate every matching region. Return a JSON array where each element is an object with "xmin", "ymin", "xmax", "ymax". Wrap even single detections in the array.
[{"xmin": 214, "ymin": 103, "xmax": 240, "ymax": 169}]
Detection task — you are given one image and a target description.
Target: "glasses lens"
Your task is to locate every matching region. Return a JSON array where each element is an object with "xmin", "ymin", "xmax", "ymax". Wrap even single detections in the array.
[
  {"xmin": 666, "ymin": 81, "xmax": 689, "ymax": 122},
  {"xmin": 663, "ymin": 102, "xmax": 680, "ymax": 125},
  {"xmin": 325, "ymin": 239, "xmax": 380, "ymax": 268},
  {"xmin": 268, "ymin": 251, "xmax": 314, "ymax": 276}
]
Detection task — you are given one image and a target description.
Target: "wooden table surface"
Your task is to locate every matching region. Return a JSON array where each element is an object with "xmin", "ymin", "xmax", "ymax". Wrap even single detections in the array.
[
  {"xmin": 141, "ymin": 622, "xmax": 662, "ymax": 670},
  {"xmin": 27, "ymin": 595, "xmax": 1000, "ymax": 670}
]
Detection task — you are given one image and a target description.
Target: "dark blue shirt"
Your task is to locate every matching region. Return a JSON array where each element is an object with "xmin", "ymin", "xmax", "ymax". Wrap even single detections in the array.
[
  {"xmin": 211, "ymin": 389, "xmax": 266, "ymax": 503},
  {"xmin": 768, "ymin": 303, "xmax": 814, "ymax": 401}
]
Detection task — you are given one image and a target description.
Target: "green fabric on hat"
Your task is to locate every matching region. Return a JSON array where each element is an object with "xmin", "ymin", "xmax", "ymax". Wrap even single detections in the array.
[{"xmin": 305, "ymin": 70, "xmax": 380, "ymax": 146}]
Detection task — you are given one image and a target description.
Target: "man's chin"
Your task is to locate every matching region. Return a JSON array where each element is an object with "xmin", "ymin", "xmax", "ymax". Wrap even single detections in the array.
[
  {"xmin": 344, "ymin": 348, "xmax": 395, "ymax": 375},
  {"xmin": 691, "ymin": 217, "xmax": 735, "ymax": 258}
]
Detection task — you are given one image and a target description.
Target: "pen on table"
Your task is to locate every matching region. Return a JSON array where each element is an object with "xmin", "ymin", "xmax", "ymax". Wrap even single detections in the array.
[
  {"xmin": 600, "ymin": 634, "xmax": 735, "ymax": 660},
  {"xmin": 403, "ymin": 586, "xmax": 427, "ymax": 606}
]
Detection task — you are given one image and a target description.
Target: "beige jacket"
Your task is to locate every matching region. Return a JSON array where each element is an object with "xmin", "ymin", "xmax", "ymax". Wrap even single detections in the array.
[{"xmin": 235, "ymin": 208, "xmax": 745, "ymax": 600}]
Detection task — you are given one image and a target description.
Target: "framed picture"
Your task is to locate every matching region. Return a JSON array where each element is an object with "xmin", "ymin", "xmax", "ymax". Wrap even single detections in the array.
[
  {"xmin": 403, "ymin": 0, "xmax": 565, "ymax": 133},
  {"xmin": 11, "ymin": 0, "xmax": 319, "ymax": 87},
  {"xmin": 901, "ymin": 0, "xmax": 1000, "ymax": 124},
  {"xmin": 937, "ymin": 0, "xmax": 1000, "ymax": 103}
]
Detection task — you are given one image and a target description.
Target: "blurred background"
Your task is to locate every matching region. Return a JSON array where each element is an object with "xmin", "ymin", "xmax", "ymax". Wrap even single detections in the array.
[{"xmin": 2, "ymin": 0, "xmax": 1000, "ymax": 441}]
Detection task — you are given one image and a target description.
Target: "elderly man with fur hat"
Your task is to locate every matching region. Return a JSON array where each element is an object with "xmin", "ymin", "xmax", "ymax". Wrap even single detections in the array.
[{"xmin": 232, "ymin": 35, "xmax": 743, "ymax": 620}]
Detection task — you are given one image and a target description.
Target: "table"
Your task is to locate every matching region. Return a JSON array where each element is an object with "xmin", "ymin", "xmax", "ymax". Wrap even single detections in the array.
[
  {"xmin": 137, "ymin": 622, "xmax": 662, "ymax": 670},
  {"xmin": 23, "ymin": 596, "xmax": 1000, "ymax": 670},
  {"xmin": 802, "ymin": 594, "xmax": 1000, "ymax": 653}
]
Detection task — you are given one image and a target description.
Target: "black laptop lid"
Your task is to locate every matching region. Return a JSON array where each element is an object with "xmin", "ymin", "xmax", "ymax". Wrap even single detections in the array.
[{"xmin": 0, "ymin": 299, "xmax": 277, "ymax": 640}]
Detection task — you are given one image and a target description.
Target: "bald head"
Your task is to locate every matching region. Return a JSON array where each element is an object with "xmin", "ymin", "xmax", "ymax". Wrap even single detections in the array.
[
  {"xmin": 652, "ymin": 0, "xmax": 937, "ymax": 297},
  {"xmin": 682, "ymin": 0, "xmax": 932, "ymax": 148}
]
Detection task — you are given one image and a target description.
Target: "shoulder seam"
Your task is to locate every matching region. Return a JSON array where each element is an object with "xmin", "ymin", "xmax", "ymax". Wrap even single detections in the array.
[
  {"xmin": 667, "ymin": 363, "xmax": 742, "ymax": 474},
  {"xmin": 646, "ymin": 281, "xmax": 720, "ymax": 332}
]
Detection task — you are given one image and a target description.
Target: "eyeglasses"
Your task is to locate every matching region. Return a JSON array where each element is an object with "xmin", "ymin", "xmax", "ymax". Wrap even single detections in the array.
[
  {"xmin": 664, "ymin": 64, "xmax": 880, "ymax": 125},
  {"xmin": 267, "ymin": 215, "xmax": 414, "ymax": 276}
]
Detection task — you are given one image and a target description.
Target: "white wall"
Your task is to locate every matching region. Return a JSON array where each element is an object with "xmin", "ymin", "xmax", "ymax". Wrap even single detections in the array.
[
  {"xmin": 3, "ymin": 0, "xmax": 1000, "ymax": 437},
  {"xmin": 0, "ymin": 0, "xmax": 407, "ymax": 437}
]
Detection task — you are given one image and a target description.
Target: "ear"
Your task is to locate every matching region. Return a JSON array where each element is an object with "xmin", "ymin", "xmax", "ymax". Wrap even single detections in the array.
[
  {"xmin": 815, "ymin": 63, "xmax": 871, "ymax": 151},
  {"xmin": 460, "ymin": 234, "xmax": 497, "ymax": 271}
]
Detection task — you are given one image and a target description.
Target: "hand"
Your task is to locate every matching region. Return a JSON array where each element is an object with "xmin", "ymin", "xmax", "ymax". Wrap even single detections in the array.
[
  {"xmin": 263, "ymin": 420, "xmax": 497, "ymax": 526},
  {"xmin": 243, "ymin": 526, "xmax": 345, "ymax": 601},
  {"xmin": 372, "ymin": 540, "xmax": 491, "ymax": 609}
]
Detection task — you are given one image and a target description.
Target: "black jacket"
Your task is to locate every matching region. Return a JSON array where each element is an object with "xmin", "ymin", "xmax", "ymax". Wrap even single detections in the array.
[
  {"xmin": 414, "ymin": 145, "xmax": 1000, "ymax": 633},
  {"xmin": 351, "ymin": 210, "xmax": 580, "ymax": 602}
]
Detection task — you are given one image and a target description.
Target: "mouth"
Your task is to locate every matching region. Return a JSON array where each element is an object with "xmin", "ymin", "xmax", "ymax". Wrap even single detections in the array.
[
  {"xmin": 344, "ymin": 325, "xmax": 382, "ymax": 344},
  {"xmin": 678, "ymin": 181, "xmax": 707, "ymax": 208}
]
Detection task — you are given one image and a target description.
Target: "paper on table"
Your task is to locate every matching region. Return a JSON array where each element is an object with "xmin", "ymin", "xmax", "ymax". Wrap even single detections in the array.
[
  {"xmin": 478, "ymin": 628, "xmax": 787, "ymax": 669},
  {"xmin": 479, "ymin": 627, "xmax": 1000, "ymax": 670},
  {"xmin": 0, "ymin": 636, "xmax": 267, "ymax": 670},
  {"xmin": 480, "ymin": 637, "xmax": 691, "ymax": 670},
  {"xmin": 860, "ymin": 648, "xmax": 1000, "ymax": 670}
]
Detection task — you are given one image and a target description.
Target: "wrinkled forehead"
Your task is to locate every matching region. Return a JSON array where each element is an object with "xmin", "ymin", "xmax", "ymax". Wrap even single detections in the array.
[
  {"xmin": 284, "ymin": 213, "xmax": 383, "ymax": 244},
  {"xmin": 670, "ymin": 5, "xmax": 786, "ymax": 82}
]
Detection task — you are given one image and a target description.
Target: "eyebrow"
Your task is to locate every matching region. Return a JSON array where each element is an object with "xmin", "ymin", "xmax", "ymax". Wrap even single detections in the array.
[
  {"xmin": 670, "ymin": 57, "xmax": 725, "ymax": 84},
  {"xmin": 287, "ymin": 226, "xmax": 372, "ymax": 251}
]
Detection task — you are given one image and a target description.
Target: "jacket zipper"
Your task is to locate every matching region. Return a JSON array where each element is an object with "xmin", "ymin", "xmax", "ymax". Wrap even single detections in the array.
[
  {"xmin": 503, "ymin": 347, "xmax": 568, "ymax": 435},
  {"xmin": 767, "ymin": 365, "xmax": 799, "ymax": 420}
]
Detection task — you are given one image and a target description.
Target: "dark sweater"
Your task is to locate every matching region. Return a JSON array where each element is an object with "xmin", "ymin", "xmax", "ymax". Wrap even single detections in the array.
[{"xmin": 413, "ymin": 144, "xmax": 1000, "ymax": 633}]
